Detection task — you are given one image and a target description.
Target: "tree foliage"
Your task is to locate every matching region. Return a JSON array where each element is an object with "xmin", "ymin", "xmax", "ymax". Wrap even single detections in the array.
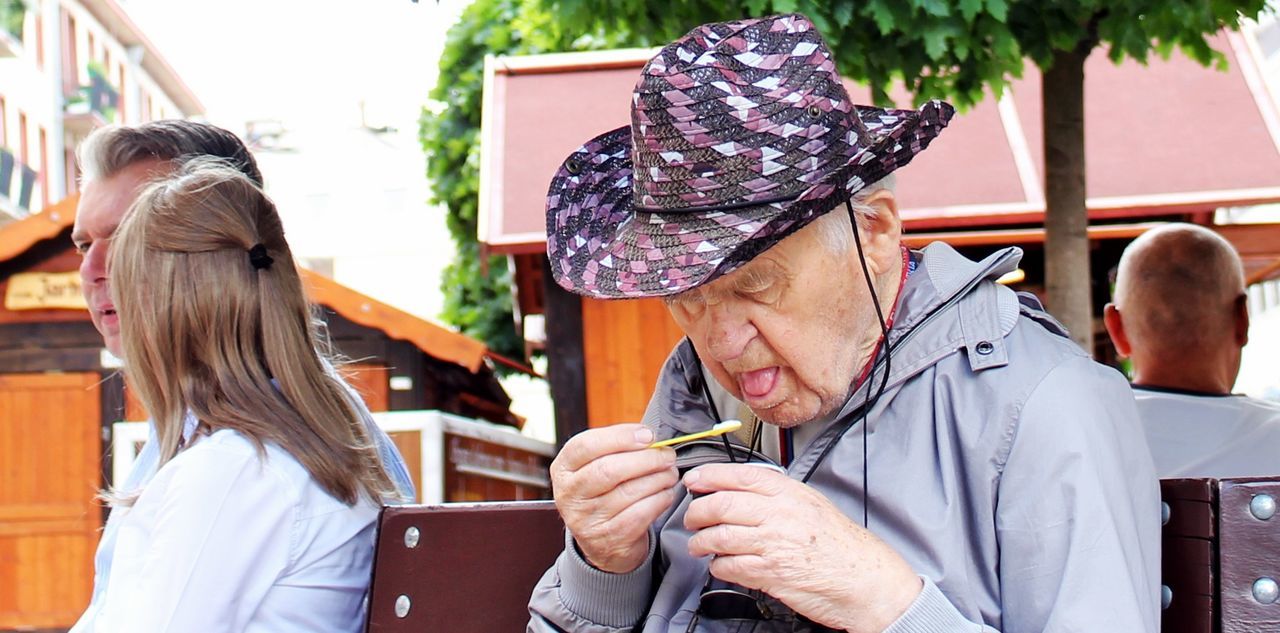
[
  {"xmin": 542, "ymin": 0, "xmax": 1267, "ymax": 108},
  {"xmin": 420, "ymin": 0, "xmax": 648, "ymax": 362}
]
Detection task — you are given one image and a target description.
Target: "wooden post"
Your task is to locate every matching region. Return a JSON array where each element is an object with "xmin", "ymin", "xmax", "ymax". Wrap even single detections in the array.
[{"xmin": 541, "ymin": 256, "xmax": 588, "ymax": 448}]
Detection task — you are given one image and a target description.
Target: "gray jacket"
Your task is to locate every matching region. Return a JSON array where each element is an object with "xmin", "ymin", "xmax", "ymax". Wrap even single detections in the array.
[{"xmin": 529, "ymin": 243, "xmax": 1161, "ymax": 632}]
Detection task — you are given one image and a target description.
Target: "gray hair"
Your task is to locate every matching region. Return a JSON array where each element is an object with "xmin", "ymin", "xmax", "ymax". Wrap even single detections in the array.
[
  {"xmin": 811, "ymin": 174, "xmax": 897, "ymax": 254},
  {"xmin": 78, "ymin": 120, "xmax": 264, "ymax": 186}
]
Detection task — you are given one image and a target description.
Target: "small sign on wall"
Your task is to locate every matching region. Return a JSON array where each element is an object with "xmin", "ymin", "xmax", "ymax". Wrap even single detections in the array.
[{"xmin": 4, "ymin": 272, "xmax": 89, "ymax": 311}]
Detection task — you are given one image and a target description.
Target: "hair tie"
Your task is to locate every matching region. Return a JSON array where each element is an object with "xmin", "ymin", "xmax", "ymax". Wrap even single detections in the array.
[{"xmin": 248, "ymin": 244, "xmax": 274, "ymax": 270}]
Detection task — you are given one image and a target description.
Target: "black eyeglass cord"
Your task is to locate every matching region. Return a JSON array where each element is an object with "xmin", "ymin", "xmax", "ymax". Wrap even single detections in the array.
[
  {"xmin": 797, "ymin": 200, "xmax": 894, "ymax": 532},
  {"xmin": 687, "ymin": 198, "xmax": 895, "ymax": 528},
  {"xmin": 690, "ymin": 347, "xmax": 739, "ymax": 464}
]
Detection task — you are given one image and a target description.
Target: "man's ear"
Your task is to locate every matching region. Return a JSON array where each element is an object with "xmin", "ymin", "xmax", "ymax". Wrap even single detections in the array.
[
  {"xmin": 1234, "ymin": 293, "xmax": 1250, "ymax": 348},
  {"xmin": 1103, "ymin": 303, "xmax": 1132, "ymax": 358},
  {"xmin": 853, "ymin": 188, "xmax": 903, "ymax": 276}
]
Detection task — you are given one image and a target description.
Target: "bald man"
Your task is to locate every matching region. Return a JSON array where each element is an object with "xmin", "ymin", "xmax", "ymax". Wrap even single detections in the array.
[{"xmin": 1105, "ymin": 223, "xmax": 1280, "ymax": 478}]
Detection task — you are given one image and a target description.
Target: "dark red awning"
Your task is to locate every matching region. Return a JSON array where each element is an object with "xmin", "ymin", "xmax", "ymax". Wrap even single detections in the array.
[{"xmin": 479, "ymin": 32, "xmax": 1280, "ymax": 255}]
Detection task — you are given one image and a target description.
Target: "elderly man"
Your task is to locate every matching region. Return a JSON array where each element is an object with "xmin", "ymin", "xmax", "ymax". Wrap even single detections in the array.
[
  {"xmin": 1104, "ymin": 223, "xmax": 1280, "ymax": 477},
  {"xmin": 68, "ymin": 120, "xmax": 415, "ymax": 631},
  {"xmin": 528, "ymin": 14, "xmax": 1159, "ymax": 633}
]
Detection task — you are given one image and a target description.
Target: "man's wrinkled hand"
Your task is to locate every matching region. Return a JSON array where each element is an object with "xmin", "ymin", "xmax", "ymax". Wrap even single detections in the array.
[
  {"xmin": 551, "ymin": 424, "xmax": 679, "ymax": 574},
  {"xmin": 683, "ymin": 464, "xmax": 922, "ymax": 632}
]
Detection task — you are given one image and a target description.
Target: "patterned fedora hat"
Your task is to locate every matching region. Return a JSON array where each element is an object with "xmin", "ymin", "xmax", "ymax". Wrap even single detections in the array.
[{"xmin": 546, "ymin": 13, "xmax": 954, "ymax": 299}]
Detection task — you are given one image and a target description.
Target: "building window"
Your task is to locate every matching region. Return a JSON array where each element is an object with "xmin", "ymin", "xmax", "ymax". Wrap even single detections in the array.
[
  {"xmin": 34, "ymin": 12, "xmax": 43, "ymax": 70},
  {"xmin": 118, "ymin": 63, "xmax": 126, "ymax": 121},
  {"xmin": 62, "ymin": 12, "xmax": 77, "ymax": 96},
  {"xmin": 38, "ymin": 126, "xmax": 47, "ymax": 205},
  {"xmin": 86, "ymin": 30, "xmax": 94, "ymax": 62},
  {"xmin": 17, "ymin": 110, "xmax": 27, "ymax": 164}
]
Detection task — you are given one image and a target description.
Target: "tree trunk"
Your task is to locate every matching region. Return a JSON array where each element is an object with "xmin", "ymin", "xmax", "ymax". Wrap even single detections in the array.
[{"xmin": 1042, "ymin": 47, "xmax": 1093, "ymax": 354}]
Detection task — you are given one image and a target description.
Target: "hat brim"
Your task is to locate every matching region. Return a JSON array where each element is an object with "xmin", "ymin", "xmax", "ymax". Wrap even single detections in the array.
[{"xmin": 546, "ymin": 100, "xmax": 955, "ymax": 299}]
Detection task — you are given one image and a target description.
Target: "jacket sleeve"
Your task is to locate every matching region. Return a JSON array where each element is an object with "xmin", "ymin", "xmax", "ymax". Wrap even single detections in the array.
[
  {"xmin": 884, "ymin": 356, "xmax": 1160, "ymax": 633},
  {"xmin": 883, "ymin": 577, "xmax": 999, "ymax": 632},
  {"xmin": 529, "ymin": 342, "xmax": 708, "ymax": 632},
  {"xmin": 992, "ymin": 355, "xmax": 1161, "ymax": 632},
  {"xmin": 527, "ymin": 530, "xmax": 658, "ymax": 632}
]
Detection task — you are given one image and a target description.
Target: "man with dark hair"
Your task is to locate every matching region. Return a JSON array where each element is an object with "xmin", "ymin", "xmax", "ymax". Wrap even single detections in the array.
[
  {"xmin": 68, "ymin": 120, "xmax": 415, "ymax": 632},
  {"xmin": 1105, "ymin": 223, "xmax": 1280, "ymax": 477}
]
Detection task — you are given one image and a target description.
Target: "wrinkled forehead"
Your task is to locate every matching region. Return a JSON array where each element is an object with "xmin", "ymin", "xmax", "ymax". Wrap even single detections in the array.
[{"xmin": 72, "ymin": 159, "xmax": 170, "ymax": 239}]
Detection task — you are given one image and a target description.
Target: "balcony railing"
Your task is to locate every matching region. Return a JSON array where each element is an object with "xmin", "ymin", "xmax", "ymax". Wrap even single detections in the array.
[
  {"xmin": 65, "ymin": 64, "xmax": 120, "ymax": 135},
  {"xmin": 0, "ymin": 147, "xmax": 39, "ymax": 218},
  {"xmin": 0, "ymin": 0, "xmax": 25, "ymax": 58}
]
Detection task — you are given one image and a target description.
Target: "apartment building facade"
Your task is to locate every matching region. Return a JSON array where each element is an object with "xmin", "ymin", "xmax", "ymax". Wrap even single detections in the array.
[{"xmin": 0, "ymin": 0, "xmax": 201, "ymax": 221}]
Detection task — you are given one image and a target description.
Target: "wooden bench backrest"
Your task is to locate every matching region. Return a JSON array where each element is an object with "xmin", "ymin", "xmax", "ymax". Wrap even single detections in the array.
[
  {"xmin": 1162, "ymin": 477, "xmax": 1280, "ymax": 633},
  {"xmin": 365, "ymin": 501, "xmax": 565, "ymax": 633},
  {"xmin": 365, "ymin": 479, "xmax": 1280, "ymax": 631}
]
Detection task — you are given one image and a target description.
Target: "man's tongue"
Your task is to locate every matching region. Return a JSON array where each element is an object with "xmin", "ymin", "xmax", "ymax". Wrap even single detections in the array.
[{"xmin": 739, "ymin": 367, "xmax": 778, "ymax": 399}]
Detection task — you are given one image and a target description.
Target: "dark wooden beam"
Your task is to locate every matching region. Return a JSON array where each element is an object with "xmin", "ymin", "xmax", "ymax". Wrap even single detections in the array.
[
  {"xmin": 0, "ymin": 321, "xmax": 104, "ymax": 352},
  {"xmin": 98, "ymin": 370, "xmax": 126, "ymax": 524},
  {"xmin": 0, "ymin": 346, "xmax": 104, "ymax": 373},
  {"xmin": 541, "ymin": 255, "xmax": 587, "ymax": 448}
]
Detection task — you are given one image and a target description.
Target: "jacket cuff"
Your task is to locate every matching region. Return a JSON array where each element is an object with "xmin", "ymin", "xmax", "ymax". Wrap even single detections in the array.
[
  {"xmin": 556, "ymin": 530, "xmax": 656, "ymax": 628},
  {"xmin": 882, "ymin": 576, "xmax": 980, "ymax": 633}
]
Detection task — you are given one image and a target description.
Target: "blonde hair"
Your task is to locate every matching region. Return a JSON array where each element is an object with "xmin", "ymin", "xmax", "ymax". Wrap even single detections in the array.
[{"xmin": 108, "ymin": 157, "xmax": 394, "ymax": 506}]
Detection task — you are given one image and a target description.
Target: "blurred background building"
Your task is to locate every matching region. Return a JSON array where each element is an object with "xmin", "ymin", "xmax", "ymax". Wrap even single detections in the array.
[{"xmin": 0, "ymin": 0, "xmax": 202, "ymax": 221}]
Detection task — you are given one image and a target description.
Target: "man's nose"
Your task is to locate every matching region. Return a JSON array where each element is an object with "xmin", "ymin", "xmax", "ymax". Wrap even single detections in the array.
[
  {"xmin": 703, "ymin": 303, "xmax": 756, "ymax": 362},
  {"xmin": 80, "ymin": 242, "xmax": 108, "ymax": 284}
]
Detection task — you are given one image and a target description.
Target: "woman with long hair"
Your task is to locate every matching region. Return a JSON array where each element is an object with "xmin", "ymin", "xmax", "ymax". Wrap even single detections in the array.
[{"xmin": 95, "ymin": 157, "xmax": 396, "ymax": 632}]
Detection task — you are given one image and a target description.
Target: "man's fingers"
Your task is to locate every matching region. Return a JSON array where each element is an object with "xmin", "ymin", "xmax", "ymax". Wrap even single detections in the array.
[
  {"xmin": 684, "ymin": 490, "xmax": 768, "ymax": 532},
  {"xmin": 687, "ymin": 523, "xmax": 764, "ymax": 558},
  {"xmin": 707, "ymin": 553, "xmax": 769, "ymax": 592},
  {"xmin": 598, "ymin": 486, "xmax": 676, "ymax": 542},
  {"xmin": 682, "ymin": 463, "xmax": 790, "ymax": 496},
  {"xmin": 554, "ymin": 424, "xmax": 656, "ymax": 472},
  {"xmin": 562, "ymin": 446, "xmax": 676, "ymax": 500},
  {"xmin": 606, "ymin": 465, "xmax": 680, "ymax": 508}
]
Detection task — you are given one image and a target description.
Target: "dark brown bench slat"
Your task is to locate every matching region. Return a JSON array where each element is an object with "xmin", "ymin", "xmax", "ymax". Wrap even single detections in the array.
[
  {"xmin": 1218, "ymin": 479, "xmax": 1280, "ymax": 633},
  {"xmin": 1162, "ymin": 479, "xmax": 1220, "ymax": 633},
  {"xmin": 365, "ymin": 501, "xmax": 565, "ymax": 633}
]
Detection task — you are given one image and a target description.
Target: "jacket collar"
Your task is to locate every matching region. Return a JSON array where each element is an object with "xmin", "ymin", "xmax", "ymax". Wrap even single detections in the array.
[{"xmin": 824, "ymin": 242, "xmax": 1026, "ymax": 422}]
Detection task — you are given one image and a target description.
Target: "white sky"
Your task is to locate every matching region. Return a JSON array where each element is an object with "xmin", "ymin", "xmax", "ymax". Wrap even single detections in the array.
[
  {"xmin": 117, "ymin": 0, "xmax": 559, "ymax": 440},
  {"xmin": 124, "ymin": 0, "xmax": 469, "ymax": 131}
]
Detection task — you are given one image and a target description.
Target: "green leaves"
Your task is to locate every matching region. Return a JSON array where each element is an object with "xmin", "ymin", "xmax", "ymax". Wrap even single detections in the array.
[
  {"xmin": 420, "ymin": 0, "xmax": 649, "ymax": 364},
  {"xmin": 866, "ymin": 0, "xmax": 897, "ymax": 35},
  {"xmin": 773, "ymin": 0, "xmax": 799, "ymax": 14},
  {"xmin": 985, "ymin": 0, "xmax": 1009, "ymax": 23},
  {"xmin": 959, "ymin": 0, "xmax": 984, "ymax": 22}
]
